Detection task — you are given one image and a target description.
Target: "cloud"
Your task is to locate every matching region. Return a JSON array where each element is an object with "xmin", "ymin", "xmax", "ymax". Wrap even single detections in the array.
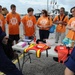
[
  {"xmin": 57, "ymin": 0, "xmax": 75, "ymax": 12},
  {"xmin": 0, "ymin": 0, "xmax": 75, "ymax": 14},
  {"xmin": 19, "ymin": 0, "xmax": 47, "ymax": 5}
]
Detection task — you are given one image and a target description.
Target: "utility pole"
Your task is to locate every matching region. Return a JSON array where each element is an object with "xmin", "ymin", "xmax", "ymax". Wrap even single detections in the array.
[{"xmin": 47, "ymin": 0, "xmax": 49, "ymax": 12}]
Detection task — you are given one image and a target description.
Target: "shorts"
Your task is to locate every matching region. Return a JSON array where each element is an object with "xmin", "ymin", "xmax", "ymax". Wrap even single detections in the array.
[
  {"xmin": 39, "ymin": 30, "xmax": 49, "ymax": 40},
  {"xmin": 64, "ymin": 47, "xmax": 75, "ymax": 73},
  {"xmin": 9, "ymin": 34, "xmax": 20, "ymax": 41}
]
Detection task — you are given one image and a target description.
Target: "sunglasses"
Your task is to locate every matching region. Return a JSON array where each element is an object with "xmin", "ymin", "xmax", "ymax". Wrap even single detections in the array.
[{"xmin": 41, "ymin": 12, "xmax": 45, "ymax": 14}]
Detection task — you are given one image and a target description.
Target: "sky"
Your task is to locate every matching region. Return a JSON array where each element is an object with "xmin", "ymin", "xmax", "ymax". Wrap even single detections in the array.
[{"xmin": 0, "ymin": 0, "xmax": 75, "ymax": 14}]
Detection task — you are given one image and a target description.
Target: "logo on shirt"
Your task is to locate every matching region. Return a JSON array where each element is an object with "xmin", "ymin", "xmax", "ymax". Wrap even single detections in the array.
[
  {"xmin": 0, "ymin": 20, "xmax": 2, "ymax": 27},
  {"xmin": 27, "ymin": 20, "xmax": 33, "ymax": 27},
  {"xmin": 71, "ymin": 21, "xmax": 75, "ymax": 27},
  {"xmin": 40, "ymin": 19, "xmax": 47, "ymax": 26},
  {"xmin": 10, "ymin": 17, "xmax": 18, "ymax": 25}
]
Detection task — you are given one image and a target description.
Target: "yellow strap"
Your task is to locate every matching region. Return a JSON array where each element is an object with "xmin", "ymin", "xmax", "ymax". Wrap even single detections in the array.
[
  {"xmin": 24, "ymin": 43, "xmax": 36, "ymax": 52},
  {"xmin": 36, "ymin": 49, "xmax": 41, "ymax": 58},
  {"xmin": 0, "ymin": 72, "xmax": 4, "ymax": 75}
]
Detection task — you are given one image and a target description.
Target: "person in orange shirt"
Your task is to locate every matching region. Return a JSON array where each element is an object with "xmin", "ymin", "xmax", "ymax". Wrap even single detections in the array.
[
  {"xmin": 0, "ymin": 5, "xmax": 5, "ymax": 31},
  {"xmin": 62, "ymin": 7, "xmax": 75, "ymax": 47},
  {"xmin": 22, "ymin": 8, "xmax": 36, "ymax": 40},
  {"xmin": 6, "ymin": 4, "xmax": 21, "ymax": 44},
  {"xmin": 62, "ymin": 16, "xmax": 75, "ymax": 47},
  {"xmin": 36, "ymin": 10, "xmax": 53, "ymax": 40},
  {"xmin": 53, "ymin": 7, "xmax": 69, "ymax": 43}
]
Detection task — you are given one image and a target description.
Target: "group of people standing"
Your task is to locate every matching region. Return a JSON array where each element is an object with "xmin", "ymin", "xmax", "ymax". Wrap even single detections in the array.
[
  {"xmin": 0, "ymin": 3, "xmax": 75, "ymax": 75},
  {"xmin": 0, "ymin": 4, "xmax": 69, "ymax": 44},
  {"xmin": 0, "ymin": 4, "xmax": 73, "ymax": 45}
]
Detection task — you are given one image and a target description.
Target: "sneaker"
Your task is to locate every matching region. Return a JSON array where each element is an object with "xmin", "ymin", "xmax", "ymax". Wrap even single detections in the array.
[{"xmin": 53, "ymin": 57, "xmax": 58, "ymax": 62}]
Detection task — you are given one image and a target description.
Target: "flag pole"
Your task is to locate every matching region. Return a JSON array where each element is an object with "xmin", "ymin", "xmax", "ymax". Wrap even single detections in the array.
[{"xmin": 47, "ymin": 0, "xmax": 49, "ymax": 12}]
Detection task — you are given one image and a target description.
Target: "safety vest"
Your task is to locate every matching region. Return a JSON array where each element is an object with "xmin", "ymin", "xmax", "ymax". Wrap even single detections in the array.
[
  {"xmin": 24, "ymin": 43, "xmax": 50, "ymax": 58},
  {"xmin": 54, "ymin": 45, "xmax": 73, "ymax": 63}
]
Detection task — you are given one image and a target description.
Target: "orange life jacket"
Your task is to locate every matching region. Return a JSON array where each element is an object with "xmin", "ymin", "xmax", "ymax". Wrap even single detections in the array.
[
  {"xmin": 24, "ymin": 43, "xmax": 50, "ymax": 58},
  {"xmin": 54, "ymin": 45, "xmax": 73, "ymax": 63}
]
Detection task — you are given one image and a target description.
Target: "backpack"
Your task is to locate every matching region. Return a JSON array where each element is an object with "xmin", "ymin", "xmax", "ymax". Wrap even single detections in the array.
[
  {"xmin": 58, "ymin": 15, "xmax": 66, "ymax": 21},
  {"xmin": 56, "ymin": 15, "xmax": 66, "ymax": 31},
  {"xmin": 48, "ymin": 17, "xmax": 56, "ymax": 33},
  {"xmin": 49, "ymin": 25, "xmax": 56, "ymax": 33}
]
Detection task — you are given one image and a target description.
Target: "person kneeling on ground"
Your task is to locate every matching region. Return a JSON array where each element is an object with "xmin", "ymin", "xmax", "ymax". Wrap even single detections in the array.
[
  {"xmin": 2, "ymin": 38, "xmax": 17, "ymax": 60},
  {"xmin": 0, "ymin": 27, "xmax": 23, "ymax": 75}
]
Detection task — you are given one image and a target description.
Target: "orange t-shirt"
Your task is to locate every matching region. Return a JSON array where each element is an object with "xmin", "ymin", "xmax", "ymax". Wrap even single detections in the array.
[
  {"xmin": 36, "ymin": 16, "xmax": 53, "ymax": 30},
  {"xmin": 66, "ymin": 17, "xmax": 75, "ymax": 40},
  {"xmin": 0, "ymin": 14, "xmax": 5, "ymax": 31},
  {"xmin": 6, "ymin": 12, "xmax": 21, "ymax": 35},
  {"xmin": 53, "ymin": 15, "xmax": 69, "ymax": 33},
  {"xmin": 22, "ymin": 15, "xmax": 36, "ymax": 37}
]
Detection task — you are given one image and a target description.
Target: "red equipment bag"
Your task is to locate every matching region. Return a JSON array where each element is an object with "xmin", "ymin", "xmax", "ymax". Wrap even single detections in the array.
[{"xmin": 54, "ymin": 45, "xmax": 73, "ymax": 63}]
